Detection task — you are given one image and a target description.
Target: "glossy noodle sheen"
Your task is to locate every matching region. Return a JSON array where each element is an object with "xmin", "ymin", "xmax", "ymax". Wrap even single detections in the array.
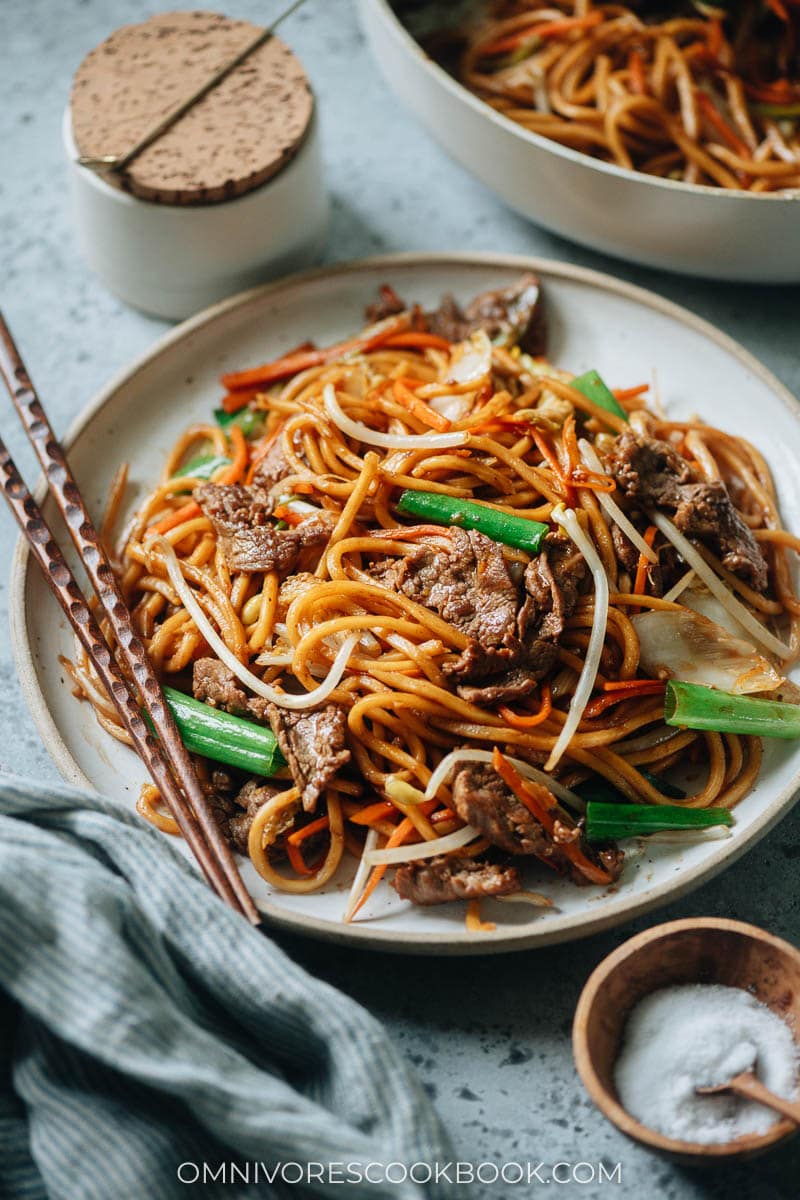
[
  {"xmin": 63, "ymin": 281, "xmax": 800, "ymax": 924},
  {"xmin": 453, "ymin": 1, "xmax": 800, "ymax": 192}
]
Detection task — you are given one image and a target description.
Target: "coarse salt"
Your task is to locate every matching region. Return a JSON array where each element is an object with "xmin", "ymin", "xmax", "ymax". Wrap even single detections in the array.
[{"xmin": 614, "ymin": 983, "xmax": 798, "ymax": 1144}]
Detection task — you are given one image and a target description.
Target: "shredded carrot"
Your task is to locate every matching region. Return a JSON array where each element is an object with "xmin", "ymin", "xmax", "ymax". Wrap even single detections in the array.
[
  {"xmin": 349, "ymin": 799, "xmax": 438, "ymax": 918},
  {"xmin": 707, "ymin": 17, "xmax": 723, "ymax": 57},
  {"xmin": 696, "ymin": 92, "xmax": 752, "ymax": 160},
  {"xmin": 482, "ymin": 9, "xmax": 603, "ymax": 53},
  {"xmin": 628, "ymin": 49, "xmax": 648, "ymax": 96},
  {"xmin": 287, "ymin": 816, "xmax": 329, "ymax": 846},
  {"xmin": 477, "ymin": 26, "xmax": 541, "ymax": 56},
  {"xmin": 145, "ymin": 500, "xmax": 202, "ymax": 537},
  {"xmin": 220, "ymin": 388, "xmax": 265, "ymax": 415},
  {"xmin": 571, "ymin": 469, "xmax": 617, "ymax": 494},
  {"xmin": 561, "ymin": 413, "xmax": 580, "ymax": 472},
  {"xmin": 533, "ymin": 429, "xmax": 574, "ymax": 502},
  {"xmin": 383, "ymin": 332, "xmax": 452, "ymax": 352},
  {"xmin": 560, "ymin": 415, "xmax": 616, "ymax": 493},
  {"xmin": 216, "ymin": 423, "xmax": 248, "ymax": 485},
  {"xmin": 537, "ymin": 11, "xmax": 604, "ymax": 38},
  {"xmin": 765, "ymin": 0, "xmax": 790, "ymax": 21},
  {"xmin": 222, "ymin": 351, "xmax": 324, "ymax": 403},
  {"xmin": 393, "ymin": 375, "xmax": 426, "ymax": 390},
  {"xmin": 612, "ymin": 383, "xmax": 649, "ymax": 402},
  {"xmin": 373, "ymin": 524, "xmax": 451, "ymax": 542},
  {"xmin": 272, "ymin": 505, "xmax": 307, "ymax": 527},
  {"xmin": 393, "ymin": 378, "xmax": 451, "ymax": 432},
  {"xmin": 349, "ymin": 800, "xmax": 398, "ymax": 826},
  {"xmin": 466, "ymin": 900, "xmax": 496, "ymax": 933},
  {"xmin": 285, "ymin": 841, "xmax": 317, "ymax": 877},
  {"xmin": 492, "ymin": 748, "xmax": 613, "ymax": 885},
  {"xmin": 222, "ymin": 318, "xmax": 409, "ymax": 395},
  {"xmin": 632, "ymin": 525, "xmax": 658, "ymax": 601},
  {"xmin": 349, "ymin": 821, "xmax": 410, "ymax": 917},
  {"xmin": 744, "ymin": 79, "xmax": 799, "ymax": 103},
  {"xmin": 430, "ymin": 807, "xmax": 457, "ymax": 824},
  {"xmin": 499, "ymin": 684, "xmax": 553, "ymax": 729},
  {"xmin": 583, "ymin": 683, "xmax": 666, "ymax": 719},
  {"xmin": 602, "ymin": 677, "xmax": 665, "ymax": 693}
]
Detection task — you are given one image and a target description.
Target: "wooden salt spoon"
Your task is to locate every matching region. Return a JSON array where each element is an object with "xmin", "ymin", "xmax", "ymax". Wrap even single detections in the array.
[{"xmin": 696, "ymin": 1071, "xmax": 800, "ymax": 1124}]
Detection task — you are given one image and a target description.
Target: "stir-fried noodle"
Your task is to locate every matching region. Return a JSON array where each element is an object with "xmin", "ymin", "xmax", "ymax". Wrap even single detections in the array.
[
  {"xmin": 453, "ymin": 1, "xmax": 800, "ymax": 191},
  {"xmin": 65, "ymin": 277, "xmax": 800, "ymax": 922}
]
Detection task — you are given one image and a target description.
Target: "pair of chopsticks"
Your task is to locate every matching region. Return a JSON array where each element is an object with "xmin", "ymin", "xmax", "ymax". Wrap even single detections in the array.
[{"xmin": 0, "ymin": 314, "xmax": 260, "ymax": 924}]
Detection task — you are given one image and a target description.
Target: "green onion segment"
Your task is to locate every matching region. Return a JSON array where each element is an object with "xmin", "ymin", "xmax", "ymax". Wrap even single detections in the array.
[
  {"xmin": 570, "ymin": 369, "xmax": 628, "ymax": 423},
  {"xmin": 214, "ymin": 407, "xmax": 265, "ymax": 438},
  {"xmin": 174, "ymin": 453, "xmax": 232, "ymax": 482},
  {"xmin": 585, "ymin": 800, "xmax": 732, "ymax": 841},
  {"xmin": 665, "ymin": 680, "xmax": 800, "ymax": 739},
  {"xmin": 159, "ymin": 687, "xmax": 284, "ymax": 775},
  {"xmin": 397, "ymin": 489, "xmax": 549, "ymax": 554}
]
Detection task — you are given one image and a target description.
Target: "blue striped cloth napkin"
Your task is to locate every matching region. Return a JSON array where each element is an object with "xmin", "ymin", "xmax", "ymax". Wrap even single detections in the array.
[{"xmin": 0, "ymin": 776, "xmax": 455, "ymax": 1199}]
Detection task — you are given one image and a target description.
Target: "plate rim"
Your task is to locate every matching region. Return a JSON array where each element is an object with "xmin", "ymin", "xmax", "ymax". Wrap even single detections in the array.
[
  {"xmin": 10, "ymin": 249, "xmax": 800, "ymax": 954},
  {"xmin": 363, "ymin": 0, "xmax": 800, "ymax": 206}
]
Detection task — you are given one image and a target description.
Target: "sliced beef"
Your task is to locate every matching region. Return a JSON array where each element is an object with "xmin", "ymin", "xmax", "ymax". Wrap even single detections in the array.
[
  {"xmin": 608, "ymin": 431, "xmax": 767, "ymax": 592},
  {"xmin": 426, "ymin": 274, "xmax": 546, "ymax": 355},
  {"xmin": 202, "ymin": 767, "xmax": 237, "ymax": 835},
  {"xmin": 265, "ymin": 702, "xmax": 350, "ymax": 812},
  {"xmin": 196, "ymin": 482, "xmax": 331, "ymax": 574},
  {"xmin": 610, "ymin": 524, "xmax": 680, "ymax": 597},
  {"xmin": 392, "ymin": 855, "xmax": 520, "ymax": 905},
  {"xmin": 424, "ymin": 293, "xmax": 470, "ymax": 344},
  {"xmin": 518, "ymin": 534, "xmax": 586, "ymax": 643},
  {"xmin": 454, "ymin": 533, "xmax": 585, "ymax": 707},
  {"xmin": 192, "ymin": 657, "xmax": 270, "ymax": 722},
  {"xmin": 608, "ymin": 431, "xmax": 692, "ymax": 508},
  {"xmin": 462, "ymin": 273, "xmax": 546, "ymax": 356},
  {"xmin": 194, "ymin": 656, "xmax": 248, "ymax": 716},
  {"xmin": 226, "ymin": 778, "xmax": 291, "ymax": 855},
  {"xmin": 673, "ymin": 483, "xmax": 766, "ymax": 589},
  {"xmin": 451, "ymin": 762, "xmax": 549, "ymax": 857},
  {"xmin": 456, "ymin": 662, "xmax": 544, "ymax": 707},
  {"xmin": 450, "ymin": 761, "xmax": 623, "ymax": 884},
  {"xmin": 375, "ymin": 528, "xmax": 522, "ymax": 682},
  {"xmin": 195, "ymin": 478, "xmax": 271, "ymax": 534},
  {"xmin": 251, "ymin": 432, "xmax": 292, "ymax": 492},
  {"xmin": 365, "ymin": 283, "xmax": 406, "ymax": 324},
  {"xmin": 365, "ymin": 274, "xmax": 546, "ymax": 355},
  {"xmin": 610, "ymin": 523, "xmax": 639, "ymax": 575},
  {"xmin": 372, "ymin": 527, "xmax": 583, "ymax": 704},
  {"xmin": 595, "ymin": 844, "xmax": 625, "ymax": 882}
]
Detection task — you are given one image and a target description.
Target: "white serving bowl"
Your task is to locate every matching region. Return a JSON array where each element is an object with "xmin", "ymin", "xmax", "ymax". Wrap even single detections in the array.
[
  {"xmin": 63, "ymin": 109, "xmax": 329, "ymax": 321},
  {"xmin": 360, "ymin": 0, "xmax": 800, "ymax": 282}
]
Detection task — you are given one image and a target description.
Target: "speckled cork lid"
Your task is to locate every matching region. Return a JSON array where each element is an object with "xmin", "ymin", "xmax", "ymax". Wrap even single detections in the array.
[{"xmin": 70, "ymin": 11, "xmax": 314, "ymax": 205}]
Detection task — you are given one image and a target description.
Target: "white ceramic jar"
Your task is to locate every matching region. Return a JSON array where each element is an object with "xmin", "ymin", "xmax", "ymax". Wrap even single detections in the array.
[{"xmin": 63, "ymin": 109, "xmax": 328, "ymax": 320}]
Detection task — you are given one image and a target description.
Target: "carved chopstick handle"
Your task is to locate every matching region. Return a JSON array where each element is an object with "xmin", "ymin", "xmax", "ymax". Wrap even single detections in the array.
[
  {"xmin": 0, "ymin": 439, "xmax": 244, "ymax": 909},
  {"xmin": 0, "ymin": 314, "xmax": 258, "ymax": 923}
]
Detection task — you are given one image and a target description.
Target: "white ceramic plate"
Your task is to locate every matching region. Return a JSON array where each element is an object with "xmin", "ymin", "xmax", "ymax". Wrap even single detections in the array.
[
  {"xmin": 360, "ymin": 0, "xmax": 800, "ymax": 283},
  {"xmin": 10, "ymin": 253, "xmax": 800, "ymax": 954}
]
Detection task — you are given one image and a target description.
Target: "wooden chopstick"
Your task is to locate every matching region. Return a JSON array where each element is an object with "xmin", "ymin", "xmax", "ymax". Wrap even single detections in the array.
[
  {"xmin": 0, "ymin": 315, "xmax": 260, "ymax": 925},
  {"xmin": 0, "ymin": 437, "xmax": 246, "ymax": 910}
]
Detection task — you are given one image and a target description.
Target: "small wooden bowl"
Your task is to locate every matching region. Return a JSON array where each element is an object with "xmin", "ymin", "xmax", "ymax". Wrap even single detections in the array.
[{"xmin": 573, "ymin": 917, "xmax": 800, "ymax": 1164}]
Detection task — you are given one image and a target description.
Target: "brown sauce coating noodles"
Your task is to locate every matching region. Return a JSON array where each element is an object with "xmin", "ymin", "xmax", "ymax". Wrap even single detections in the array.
[
  {"xmin": 452, "ymin": 1, "xmax": 800, "ymax": 191},
  {"xmin": 64, "ymin": 302, "xmax": 800, "ymax": 909}
]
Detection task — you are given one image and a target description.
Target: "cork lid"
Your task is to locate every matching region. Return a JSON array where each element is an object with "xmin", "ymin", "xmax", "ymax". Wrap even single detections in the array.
[{"xmin": 70, "ymin": 11, "xmax": 314, "ymax": 206}]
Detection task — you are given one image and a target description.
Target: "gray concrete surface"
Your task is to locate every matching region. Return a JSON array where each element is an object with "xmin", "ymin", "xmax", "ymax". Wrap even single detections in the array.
[{"xmin": 2, "ymin": 1, "xmax": 799, "ymax": 1196}]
